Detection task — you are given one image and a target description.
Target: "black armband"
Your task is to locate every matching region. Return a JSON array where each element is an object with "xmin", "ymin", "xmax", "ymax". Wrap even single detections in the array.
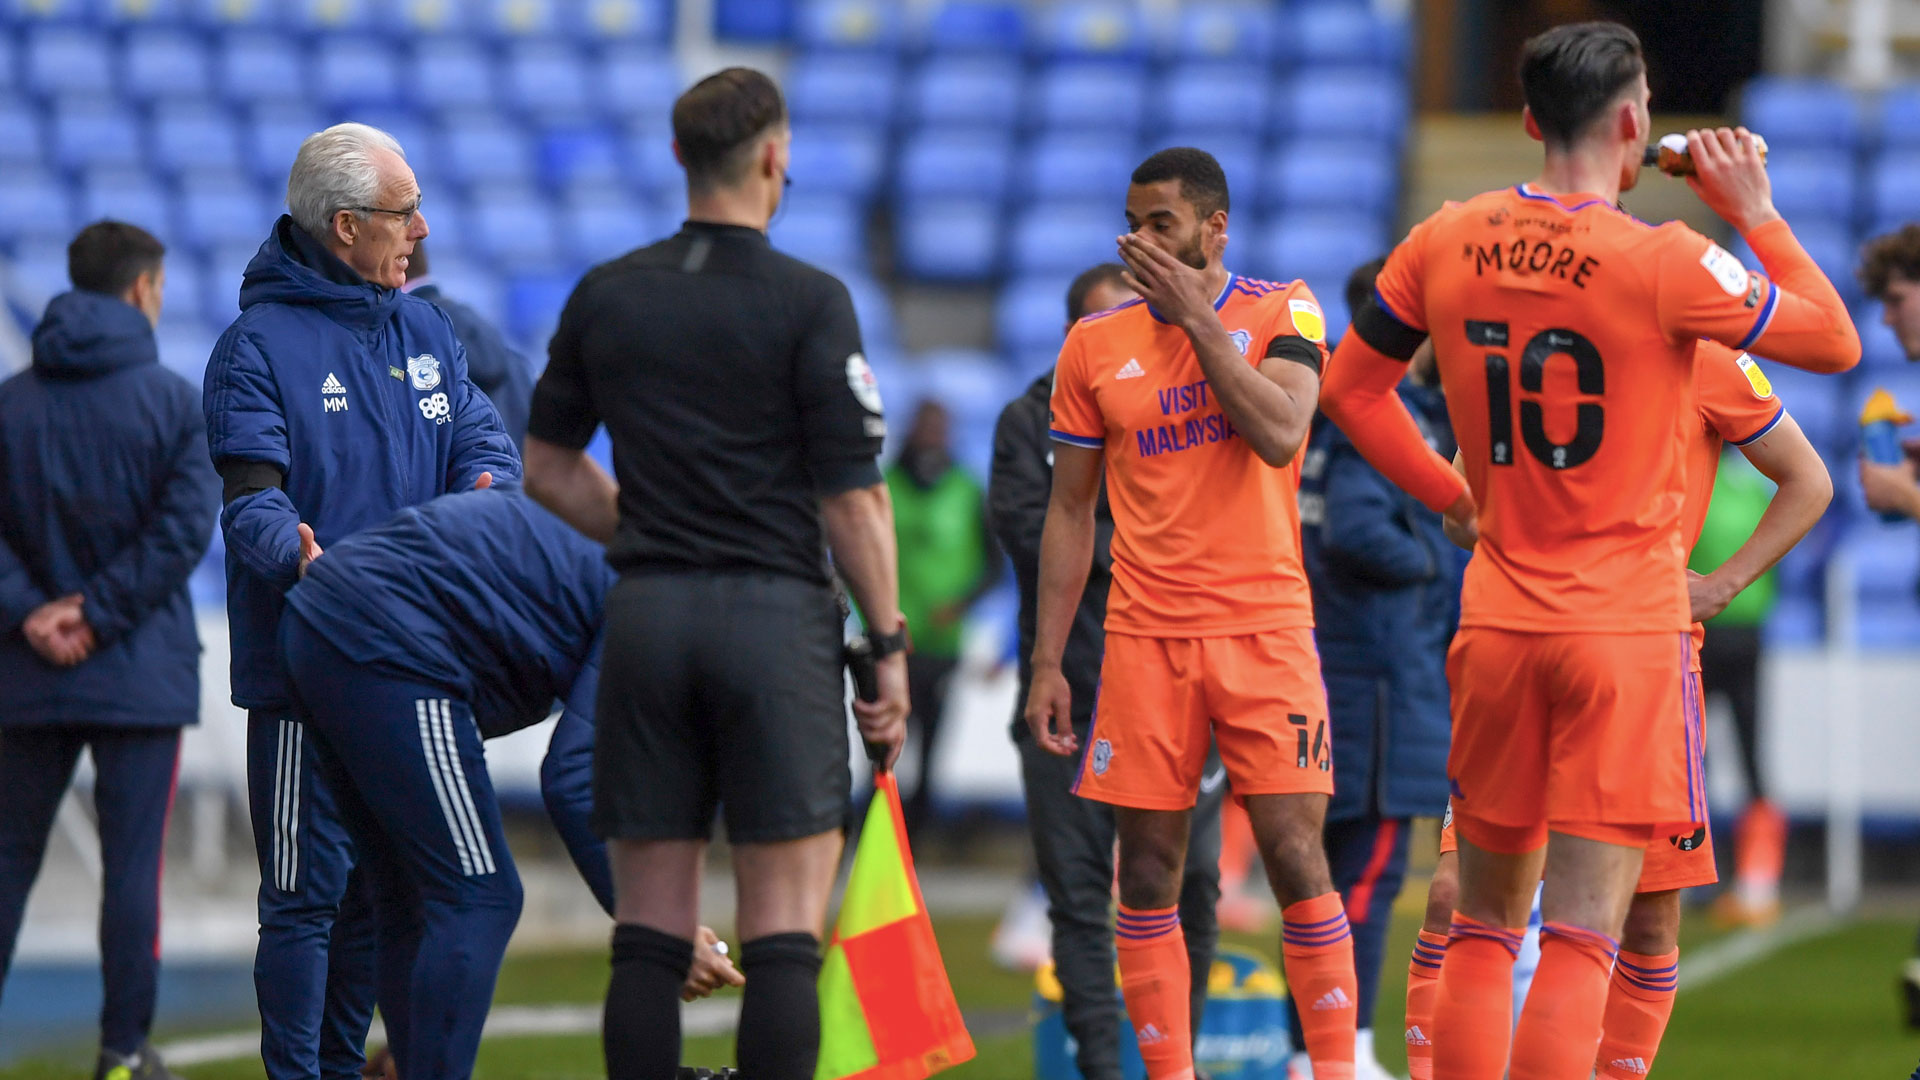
[
  {"xmin": 1263, "ymin": 334, "xmax": 1324, "ymax": 374},
  {"xmin": 218, "ymin": 459, "xmax": 286, "ymax": 503},
  {"xmin": 1351, "ymin": 292, "xmax": 1428, "ymax": 362},
  {"xmin": 812, "ymin": 456, "xmax": 884, "ymax": 497}
]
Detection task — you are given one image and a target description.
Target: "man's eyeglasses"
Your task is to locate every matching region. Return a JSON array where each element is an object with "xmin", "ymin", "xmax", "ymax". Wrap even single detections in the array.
[{"xmin": 349, "ymin": 200, "xmax": 422, "ymax": 228}]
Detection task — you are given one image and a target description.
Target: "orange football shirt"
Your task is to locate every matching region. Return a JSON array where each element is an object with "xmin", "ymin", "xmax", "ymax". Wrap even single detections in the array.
[
  {"xmin": 1369, "ymin": 186, "xmax": 1812, "ymax": 634},
  {"xmin": 1048, "ymin": 275, "xmax": 1329, "ymax": 636},
  {"xmin": 1684, "ymin": 342, "xmax": 1787, "ymax": 653}
]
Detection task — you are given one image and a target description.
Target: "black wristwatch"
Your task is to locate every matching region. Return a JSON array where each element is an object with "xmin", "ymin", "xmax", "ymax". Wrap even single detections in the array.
[{"xmin": 867, "ymin": 619, "xmax": 911, "ymax": 660}]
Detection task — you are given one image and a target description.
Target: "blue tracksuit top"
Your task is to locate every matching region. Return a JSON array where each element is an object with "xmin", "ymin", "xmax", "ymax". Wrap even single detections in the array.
[
  {"xmin": 284, "ymin": 490, "xmax": 613, "ymax": 738},
  {"xmin": 204, "ymin": 216, "xmax": 522, "ymax": 710}
]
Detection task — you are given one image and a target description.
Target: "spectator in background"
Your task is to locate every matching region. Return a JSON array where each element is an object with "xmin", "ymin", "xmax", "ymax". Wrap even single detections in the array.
[
  {"xmin": 887, "ymin": 399, "xmax": 1004, "ymax": 838},
  {"xmin": 0, "ymin": 221, "xmax": 219, "ymax": 1080},
  {"xmin": 988, "ymin": 263, "xmax": 1223, "ymax": 1079},
  {"xmin": 1289, "ymin": 258, "xmax": 1460, "ymax": 1080},
  {"xmin": 404, "ymin": 241, "xmax": 534, "ymax": 446}
]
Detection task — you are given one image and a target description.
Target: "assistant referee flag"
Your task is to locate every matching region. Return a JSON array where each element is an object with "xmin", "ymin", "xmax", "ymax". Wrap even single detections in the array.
[{"xmin": 816, "ymin": 772, "xmax": 974, "ymax": 1080}]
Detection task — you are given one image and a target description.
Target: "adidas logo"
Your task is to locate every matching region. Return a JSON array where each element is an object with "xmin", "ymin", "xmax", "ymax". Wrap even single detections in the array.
[
  {"xmin": 1310, "ymin": 987, "xmax": 1353, "ymax": 1011},
  {"xmin": 1136, "ymin": 1023, "xmax": 1166, "ymax": 1045},
  {"xmin": 1406, "ymin": 1024, "xmax": 1430, "ymax": 1047},
  {"xmin": 1115, "ymin": 358, "xmax": 1146, "ymax": 380},
  {"xmin": 322, "ymin": 372, "xmax": 349, "ymax": 413},
  {"xmin": 321, "ymin": 373, "xmax": 346, "ymax": 395},
  {"xmin": 1608, "ymin": 1057, "xmax": 1649, "ymax": 1075}
]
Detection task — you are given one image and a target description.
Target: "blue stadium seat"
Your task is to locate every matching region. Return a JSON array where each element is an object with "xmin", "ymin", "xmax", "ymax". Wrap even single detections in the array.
[
  {"xmin": 1166, "ymin": 1, "xmax": 1278, "ymax": 65},
  {"xmin": 714, "ymin": 0, "xmax": 794, "ymax": 43},
  {"xmin": 5, "ymin": 0, "xmax": 90, "ymax": 22},
  {"xmin": 573, "ymin": 0, "xmax": 671, "ymax": 44},
  {"xmin": 1149, "ymin": 131, "xmax": 1258, "ymax": 203},
  {"xmin": 895, "ymin": 131, "xmax": 1014, "ymax": 202},
  {"xmin": 1019, "ymin": 134, "xmax": 1135, "ymax": 202},
  {"xmin": 598, "ymin": 50, "xmax": 682, "ymax": 123},
  {"xmin": 1032, "ymin": 63, "xmax": 1146, "ymax": 133},
  {"xmin": 1295, "ymin": 2, "xmax": 1409, "ymax": 68},
  {"xmin": 786, "ymin": 55, "xmax": 899, "ymax": 127},
  {"xmin": 918, "ymin": 0, "xmax": 1025, "ymax": 55},
  {"xmin": 1860, "ymin": 310, "xmax": 1909, "ymax": 369},
  {"xmin": 352, "ymin": 109, "xmax": 435, "ymax": 183},
  {"xmin": 485, "ymin": 0, "xmax": 561, "ymax": 38},
  {"xmin": 1157, "ymin": 65, "xmax": 1270, "ymax": 137},
  {"xmin": 470, "ymin": 184, "xmax": 561, "ymax": 264},
  {"xmin": 291, "ymin": 0, "xmax": 376, "ymax": 32},
  {"xmin": 1741, "ymin": 77, "xmax": 1861, "ymax": 150},
  {"xmin": 410, "ymin": 40, "xmax": 496, "ymax": 114},
  {"xmin": 1760, "ymin": 364, "xmax": 1843, "ymax": 451},
  {"xmin": 787, "ymin": 123, "xmax": 887, "ymax": 202},
  {"xmin": 403, "ymin": 0, "xmax": 479, "ymax": 37},
  {"xmin": 219, "ymin": 32, "xmax": 307, "ymax": 105},
  {"xmin": 1008, "ymin": 202, "xmax": 1116, "ymax": 278},
  {"xmin": 154, "ymin": 314, "xmax": 216, "ymax": 382},
  {"xmin": 504, "ymin": 271, "xmax": 574, "ymax": 346},
  {"xmin": 506, "ymin": 41, "xmax": 591, "ymax": 118},
  {"xmin": 102, "ymin": 0, "xmax": 194, "ymax": 25},
  {"xmin": 1864, "ymin": 153, "xmax": 1920, "ymax": 236},
  {"xmin": 997, "ymin": 273, "xmax": 1075, "ymax": 356},
  {"xmin": 0, "ymin": 34, "xmax": 15, "ymax": 92},
  {"xmin": 894, "ymin": 197, "xmax": 999, "ymax": 281},
  {"xmin": 52, "ymin": 99, "xmax": 144, "ymax": 171},
  {"xmin": 559, "ymin": 185, "xmax": 658, "ymax": 264},
  {"xmin": 187, "ymin": 0, "xmax": 282, "ymax": 30},
  {"xmin": 421, "ymin": 255, "xmax": 506, "ymax": 329},
  {"xmin": 78, "ymin": 169, "xmax": 171, "ymax": 236},
  {"xmin": 770, "ymin": 194, "xmax": 866, "ymax": 272},
  {"xmin": 1275, "ymin": 69, "xmax": 1409, "ymax": 143},
  {"xmin": 0, "ymin": 104, "xmax": 46, "ymax": 165},
  {"xmin": 540, "ymin": 127, "xmax": 624, "ymax": 189},
  {"xmin": 622, "ymin": 120, "xmax": 681, "ymax": 194},
  {"xmin": 413, "ymin": 195, "xmax": 468, "ymax": 257},
  {"xmin": 1878, "ymin": 84, "xmax": 1920, "ymax": 150},
  {"xmin": 840, "ymin": 270, "xmax": 898, "ymax": 353},
  {"xmin": 915, "ymin": 350, "xmax": 1014, "ymax": 469},
  {"xmin": 175, "ymin": 172, "xmax": 274, "ymax": 251},
  {"xmin": 796, "ymin": 0, "xmax": 901, "ymax": 53},
  {"xmin": 907, "ymin": 57, "xmax": 1023, "ymax": 130},
  {"xmin": 1261, "ymin": 140, "xmax": 1396, "ymax": 214},
  {"xmin": 1257, "ymin": 213, "xmax": 1387, "ymax": 284},
  {"xmin": 3, "ymin": 241, "xmax": 73, "ymax": 317},
  {"xmin": 25, "ymin": 27, "xmax": 114, "ymax": 98},
  {"xmin": 122, "ymin": 30, "xmax": 212, "ymax": 102},
  {"xmin": 203, "ymin": 241, "xmax": 258, "ymax": 324},
  {"xmin": 313, "ymin": 38, "xmax": 400, "ymax": 109},
  {"xmin": 0, "ymin": 170, "xmax": 73, "ymax": 243},
  {"xmin": 1760, "ymin": 152, "xmax": 1855, "ymax": 231},
  {"xmin": 1031, "ymin": 1, "xmax": 1148, "ymax": 65},
  {"xmin": 1846, "ymin": 521, "xmax": 1920, "ymax": 646},
  {"xmin": 1762, "ymin": 594, "xmax": 1821, "ymax": 647},
  {"xmin": 439, "ymin": 119, "xmax": 535, "ymax": 185}
]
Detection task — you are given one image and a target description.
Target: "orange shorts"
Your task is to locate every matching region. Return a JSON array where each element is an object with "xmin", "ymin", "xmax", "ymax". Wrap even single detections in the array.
[
  {"xmin": 1073, "ymin": 627, "xmax": 1334, "ymax": 810},
  {"xmin": 1445, "ymin": 628, "xmax": 1705, "ymax": 854}
]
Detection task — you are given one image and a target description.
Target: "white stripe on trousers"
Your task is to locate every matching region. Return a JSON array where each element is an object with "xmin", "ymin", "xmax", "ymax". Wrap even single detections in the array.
[
  {"xmin": 418, "ymin": 699, "xmax": 476, "ymax": 876},
  {"xmin": 273, "ymin": 719, "xmax": 302, "ymax": 892},
  {"xmin": 418, "ymin": 699, "xmax": 495, "ymax": 876},
  {"xmin": 435, "ymin": 699, "xmax": 496, "ymax": 875}
]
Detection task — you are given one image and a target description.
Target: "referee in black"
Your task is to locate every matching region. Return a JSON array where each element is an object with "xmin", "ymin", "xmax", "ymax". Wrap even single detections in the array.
[{"xmin": 522, "ymin": 68, "xmax": 910, "ymax": 1080}]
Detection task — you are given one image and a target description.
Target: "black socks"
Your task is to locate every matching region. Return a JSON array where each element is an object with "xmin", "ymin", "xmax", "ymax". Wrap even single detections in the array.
[
  {"xmin": 605, "ymin": 923, "xmax": 694, "ymax": 1080},
  {"xmin": 735, "ymin": 933, "xmax": 824, "ymax": 1080}
]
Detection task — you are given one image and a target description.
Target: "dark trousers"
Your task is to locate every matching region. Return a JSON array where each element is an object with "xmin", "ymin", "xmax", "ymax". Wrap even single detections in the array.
[
  {"xmin": 1018, "ymin": 722, "xmax": 1224, "ymax": 1080},
  {"xmin": 1287, "ymin": 814, "xmax": 1412, "ymax": 1048},
  {"xmin": 1698, "ymin": 623, "xmax": 1764, "ymax": 800},
  {"xmin": 903, "ymin": 652, "xmax": 959, "ymax": 837},
  {"xmin": 0, "ymin": 725, "xmax": 180, "ymax": 1055}
]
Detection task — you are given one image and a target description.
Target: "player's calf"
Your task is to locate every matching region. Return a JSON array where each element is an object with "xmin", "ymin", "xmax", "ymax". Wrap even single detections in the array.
[
  {"xmin": 1405, "ymin": 850, "xmax": 1457, "ymax": 1080},
  {"xmin": 1509, "ymin": 832, "xmax": 1643, "ymax": 1080},
  {"xmin": 1113, "ymin": 808, "xmax": 1198, "ymax": 1079},
  {"xmin": 1242, "ymin": 794, "xmax": 1357, "ymax": 1080},
  {"xmin": 1596, "ymin": 890, "xmax": 1681, "ymax": 1080}
]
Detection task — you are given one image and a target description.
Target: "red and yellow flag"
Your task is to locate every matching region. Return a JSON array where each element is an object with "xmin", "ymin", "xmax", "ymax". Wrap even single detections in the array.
[{"xmin": 815, "ymin": 772, "xmax": 975, "ymax": 1080}]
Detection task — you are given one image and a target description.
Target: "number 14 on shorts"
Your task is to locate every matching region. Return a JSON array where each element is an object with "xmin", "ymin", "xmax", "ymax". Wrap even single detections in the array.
[{"xmin": 1289, "ymin": 713, "xmax": 1330, "ymax": 771}]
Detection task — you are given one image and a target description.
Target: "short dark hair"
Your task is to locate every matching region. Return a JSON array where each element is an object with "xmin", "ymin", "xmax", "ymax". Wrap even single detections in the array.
[
  {"xmin": 1861, "ymin": 225, "xmax": 1920, "ymax": 300},
  {"xmin": 1067, "ymin": 263, "xmax": 1129, "ymax": 323},
  {"xmin": 1131, "ymin": 147, "xmax": 1229, "ymax": 217},
  {"xmin": 672, "ymin": 67, "xmax": 787, "ymax": 191},
  {"xmin": 1519, "ymin": 21, "xmax": 1646, "ymax": 148},
  {"xmin": 68, "ymin": 220, "xmax": 165, "ymax": 296},
  {"xmin": 1344, "ymin": 256, "xmax": 1389, "ymax": 316}
]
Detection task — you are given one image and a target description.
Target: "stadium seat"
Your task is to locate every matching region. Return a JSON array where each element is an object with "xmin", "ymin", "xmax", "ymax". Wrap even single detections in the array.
[
  {"xmin": 352, "ymin": 109, "xmax": 436, "ymax": 182},
  {"xmin": 78, "ymin": 169, "xmax": 171, "ymax": 237},
  {"xmin": 997, "ymin": 273, "xmax": 1075, "ymax": 355},
  {"xmin": 893, "ymin": 197, "xmax": 1000, "ymax": 281},
  {"xmin": 559, "ymin": 185, "xmax": 659, "ymax": 264},
  {"xmin": 175, "ymin": 172, "xmax": 275, "ymax": 252},
  {"xmin": 1149, "ymin": 131, "xmax": 1258, "ymax": 202},
  {"xmin": 622, "ymin": 120, "xmax": 683, "ymax": 194},
  {"xmin": 410, "ymin": 40, "xmax": 497, "ymax": 114},
  {"xmin": 187, "ymin": 0, "xmax": 281, "ymax": 30},
  {"xmin": 313, "ymin": 38, "xmax": 400, "ymax": 109},
  {"xmin": 574, "ymin": 0, "xmax": 671, "ymax": 44},
  {"xmin": 917, "ymin": 0, "xmax": 1026, "ymax": 55},
  {"xmin": 1860, "ymin": 312, "xmax": 1909, "ymax": 369},
  {"xmin": 1019, "ymin": 133, "xmax": 1135, "ymax": 202},
  {"xmin": 504, "ymin": 270, "xmax": 575, "ymax": 346},
  {"xmin": 485, "ymin": 0, "xmax": 561, "ymax": 38},
  {"xmin": 1032, "ymin": 63, "xmax": 1147, "ymax": 133},
  {"xmin": 1008, "ymin": 202, "xmax": 1116, "ymax": 279},
  {"xmin": 52, "ymin": 98, "xmax": 144, "ymax": 171},
  {"xmin": 413, "ymin": 195, "xmax": 468, "ymax": 257},
  {"xmin": 422, "ymin": 254, "xmax": 507, "ymax": 328},
  {"xmin": 1257, "ymin": 213, "xmax": 1387, "ymax": 285},
  {"xmin": 154, "ymin": 314, "xmax": 216, "ymax": 382},
  {"xmin": 439, "ymin": 119, "xmax": 535, "ymax": 186},
  {"xmin": 219, "ymin": 31, "xmax": 308, "ymax": 105},
  {"xmin": 770, "ymin": 195, "xmax": 866, "ymax": 272},
  {"xmin": 403, "ymin": 0, "xmax": 480, "ymax": 37},
  {"xmin": 1761, "ymin": 364, "xmax": 1843, "ymax": 451},
  {"xmin": 122, "ymin": 30, "xmax": 213, "ymax": 102},
  {"xmin": 840, "ymin": 270, "xmax": 899, "ymax": 353},
  {"xmin": 1031, "ymin": 1, "xmax": 1148, "ymax": 65},
  {"xmin": 1275, "ymin": 69, "xmax": 1410, "ymax": 143},
  {"xmin": 540, "ymin": 127, "xmax": 624, "ymax": 190},
  {"xmin": 0, "ymin": 34, "xmax": 14, "ymax": 92},
  {"xmin": 0, "ymin": 171, "xmax": 74, "ymax": 243},
  {"xmin": 796, "ymin": 0, "xmax": 901, "ymax": 53},
  {"xmin": 1295, "ymin": 2, "xmax": 1409, "ymax": 68},
  {"xmin": 1877, "ymin": 84, "xmax": 1920, "ymax": 150},
  {"xmin": 291, "ymin": 0, "xmax": 377, "ymax": 32},
  {"xmin": 1846, "ymin": 522, "xmax": 1920, "ymax": 647},
  {"xmin": 204, "ymin": 241, "xmax": 258, "ymax": 324},
  {"xmin": 1157, "ymin": 65, "xmax": 1270, "ymax": 137},
  {"xmin": 25, "ymin": 26, "xmax": 114, "ymax": 98},
  {"xmin": 1741, "ymin": 77, "xmax": 1861, "ymax": 150},
  {"xmin": 0, "ymin": 104, "xmax": 46, "ymax": 165},
  {"xmin": 598, "ymin": 49, "xmax": 682, "ymax": 124},
  {"xmin": 786, "ymin": 55, "xmax": 899, "ymax": 127},
  {"xmin": 470, "ymin": 184, "xmax": 561, "ymax": 264},
  {"xmin": 895, "ymin": 131, "xmax": 1015, "ymax": 202},
  {"xmin": 1760, "ymin": 152, "xmax": 1856, "ymax": 230},
  {"xmin": 1261, "ymin": 141, "xmax": 1397, "ymax": 214},
  {"xmin": 1166, "ymin": 1, "xmax": 1278, "ymax": 65},
  {"xmin": 506, "ymin": 41, "xmax": 592, "ymax": 118},
  {"xmin": 1762, "ymin": 594, "xmax": 1822, "ymax": 647},
  {"xmin": 3, "ymin": 241, "xmax": 73, "ymax": 317},
  {"xmin": 107, "ymin": 0, "xmax": 198, "ymax": 21},
  {"xmin": 916, "ymin": 348, "xmax": 1014, "ymax": 436},
  {"xmin": 714, "ymin": 0, "xmax": 794, "ymax": 43},
  {"xmin": 907, "ymin": 57, "xmax": 1024, "ymax": 130},
  {"xmin": 784, "ymin": 123, "xmax": 887, "ymax": 201},
  {"xmin": 1864, "ymin": 153, "xmax": 1920, "ymax": 236}
]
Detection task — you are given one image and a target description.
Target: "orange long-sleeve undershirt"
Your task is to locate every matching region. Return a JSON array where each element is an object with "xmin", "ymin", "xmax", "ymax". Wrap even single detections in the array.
[
  {"xmin": 1733, "ymin": 218, "xmax": 1860, "ymax": 374},
  {"xmin": 1320, "ymin": 337, "xmax": 1469, "ymax": 515}
]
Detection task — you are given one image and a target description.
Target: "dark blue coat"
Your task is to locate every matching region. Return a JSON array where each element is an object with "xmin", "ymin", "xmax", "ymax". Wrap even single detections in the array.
[
  {"xmin": 284, "ymin": 490, "xmax": 612, "ymax": 738},
  {"xmin": 0, "ymin": 290, "xmax": 220, "ymax": 728},
  {"xmin": 408, "ymin": 281, "xmax": 532, "ymax": 447},
  {"xmin": 1301, "ymin": 382, "xmax": 1462, "ymax": 821},
  {"xmin": 204, "ymin": 217, "xmax": 521, "ymax": 711}
]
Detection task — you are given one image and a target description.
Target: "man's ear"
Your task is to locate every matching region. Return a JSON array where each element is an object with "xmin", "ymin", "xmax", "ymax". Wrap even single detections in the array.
[
  {"xmin": 671, "ymin": 139, "xmax": 685, "ymax": 166},
  {"xmin": 761, "ymin": 135, "xmax": 781, "ymax": 179},
  {"xmin": 332, "ymin": 209, "xmax": 359, "ymax": 247},
  {"xmin": 1522, "ymin": 106, "xmax": 1544, "ymax": 144}
]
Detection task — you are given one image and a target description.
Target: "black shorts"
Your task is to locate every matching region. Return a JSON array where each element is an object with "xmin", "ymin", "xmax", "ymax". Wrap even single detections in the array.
[{"xmin": 592, "ymin": 572, "xmax": 851, "ymax": 844}]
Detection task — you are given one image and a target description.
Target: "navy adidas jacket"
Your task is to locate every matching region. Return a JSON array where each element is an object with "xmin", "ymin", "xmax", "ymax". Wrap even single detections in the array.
[
  {"xmin": 204, "ymin": 216, "xmax": 521, "ymax": 711},
  {"xmin": 1300, "ymin": 381, "xmax": 1462, "ymax": 822},
  {"xmin": 0, "ymin": 290, "xmax": 219, "ymax": 728},
  {"xmin": 408, "ymin": 281, "xmax": 532, "ymax": 447},
  {"xmin": 284, "ymin": 490, "xmax": 612, "ymax": 738}
]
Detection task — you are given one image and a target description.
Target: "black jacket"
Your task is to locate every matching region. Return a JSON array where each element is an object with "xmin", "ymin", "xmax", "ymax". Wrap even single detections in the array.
[
  {"xmin": 411, "ymin": 281, "xmax": 533, "ymax": 447},
  {"xmin": 989, "ymin": 372, "xmax": 1115, "ymax": 737},
  {"xmin": 0, "ymin": 290, "xmax": 219, "ymax": 728}
]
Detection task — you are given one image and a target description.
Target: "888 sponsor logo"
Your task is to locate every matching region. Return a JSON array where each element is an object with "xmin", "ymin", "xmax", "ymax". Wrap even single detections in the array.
[{"xmin": 418, "ymin": 392, "xmax": 452, "ymax": 425}]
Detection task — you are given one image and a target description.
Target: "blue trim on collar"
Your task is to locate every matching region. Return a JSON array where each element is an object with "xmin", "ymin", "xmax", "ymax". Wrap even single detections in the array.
[
  {"xmin": 1513, "ymin": 184, "xmax": 1612, "ymax": 213},
  {"xmin": 1148, "ymin": 272, "xmax": 1237, "ymax": 324}
]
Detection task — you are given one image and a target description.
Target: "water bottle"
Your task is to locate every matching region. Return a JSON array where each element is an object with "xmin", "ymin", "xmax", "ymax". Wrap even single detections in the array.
[
  {"xmin": 1643, "ymin": 131, "xmax": 1770, "ymax": 176},
  {"xmin": 1861, "ymin": 387, "xmax": 1913, "ymax": 524}
]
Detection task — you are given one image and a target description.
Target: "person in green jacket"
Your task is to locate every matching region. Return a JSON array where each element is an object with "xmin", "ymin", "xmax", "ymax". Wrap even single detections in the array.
[{"xmin": 887, "ymin": 399, "xmax": 1004, "ymax": 838}]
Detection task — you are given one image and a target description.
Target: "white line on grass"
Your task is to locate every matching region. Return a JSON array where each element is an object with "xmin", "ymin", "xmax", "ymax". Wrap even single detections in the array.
[{"xmin": 1677, "ymin": 904, "xmax": 1845, "ymax": 992}]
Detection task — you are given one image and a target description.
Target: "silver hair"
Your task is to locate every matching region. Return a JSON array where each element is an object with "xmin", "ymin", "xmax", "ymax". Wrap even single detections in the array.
[{"xmin": 286, "ymin": 122, "xmax": 407, "ymax": 239}]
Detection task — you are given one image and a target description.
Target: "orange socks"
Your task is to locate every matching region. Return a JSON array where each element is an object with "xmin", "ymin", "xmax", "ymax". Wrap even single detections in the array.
[
  {"xmin": 1595, "ymin": 948, "xmax": 1680, "ymax": 1079},
  {"xmin": 1115, "ymin": 905, "xmax": 1194, "ymax": 1080},
  {"xmin": 1432, "ymin": 913, "xmax": 1522, "ymax": 1080},
  {"xmin": 1282, "ymin": 893, "xmax": 1359, "ymax": 1080},
  {"xmin": 1509, "ymin": 922, "xmax": 1620, "ymax": 1080},
  {"xmin": 1404, "ymin": 929, "xmax": 1447, "ymax": 1080}
]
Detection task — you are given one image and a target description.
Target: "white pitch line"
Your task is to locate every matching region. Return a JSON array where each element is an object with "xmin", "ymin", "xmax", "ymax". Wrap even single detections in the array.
[{"xmin": 1677, "ymin": 904, "xmax": 1845, "ymax": 992}]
